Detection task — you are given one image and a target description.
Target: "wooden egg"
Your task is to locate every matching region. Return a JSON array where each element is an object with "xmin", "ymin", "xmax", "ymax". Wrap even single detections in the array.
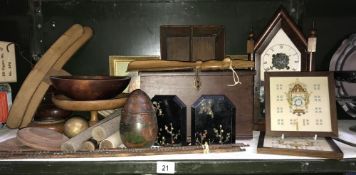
[{"xmin": 120, "ymin": 89, "xmax": 158, "ymax": 148}]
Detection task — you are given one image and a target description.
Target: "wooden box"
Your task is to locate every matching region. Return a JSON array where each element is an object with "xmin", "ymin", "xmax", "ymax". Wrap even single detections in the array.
[
  {"xmin": 160, "ymin": 25, "xmax": 225, "ymax": 61},
  {"xmin": 140, "ymin": 70, "xmax": 255, "ymax": 140}
]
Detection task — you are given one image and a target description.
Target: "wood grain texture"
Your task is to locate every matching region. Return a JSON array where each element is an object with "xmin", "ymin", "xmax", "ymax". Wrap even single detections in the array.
[
  {"xmin": 127, "ymin": 59, "xmax": 254, "ymax": 72},
  {"xmin": 16, "ymin": 127, "xmax": 69, "ymax": 151},
  {"xmin": 19, "ymin": 27, "xmax": 93, "ymax": 128},
  {"xmin": 0, "ymin": 143, "xmax": 247, "ymax": 159},
  {"xmin": 52, "ymin": 94, "xmax": 127, "ymax": 111},
  {"xmin": 160, "ymin": 25, "xmax": 225, "ymax": 61},
  {"xmin": 140, "ymin": 71, "xmax": 255, "ymax": 140},
  {"xmin": 0, "ymin": 138, "xmax": 34, "ymax": 151},
  {"xmin": 7, "ymin": 24, "xmax": 84, "ymax": 128}
]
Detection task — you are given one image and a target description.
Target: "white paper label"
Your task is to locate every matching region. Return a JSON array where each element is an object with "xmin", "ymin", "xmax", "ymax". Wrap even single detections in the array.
[
  {"xmin": 156, "ymin": 161, "xmax": 175, "ymax": 174},
  {"xmin": 0, "ymin": 41, "xmax": 17, "ymax": 83},
  {"xmin": 308, "ymin": 37, "xmax": 317, "ymax": 52}
]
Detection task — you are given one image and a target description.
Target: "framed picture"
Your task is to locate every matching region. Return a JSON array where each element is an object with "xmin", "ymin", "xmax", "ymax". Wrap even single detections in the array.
[
  {"xmin": 257, "ymin": 132, "xmax": 343, "ymax": 159},
  {"xmin": 109, "ymin": 55, "xmax": 160, "ymax": 92},
  {"xmin": 0, "ymin": 41, "xmax": 17, "ymax": 83},
  {"xmin": 226, "ymin": 54, "xmax": 248, "ymax": 60},
  {"xmin": 265, "ymin": 72, "xmax": 338, "ymax": 137},
  {"xmin": 109, "ymin": 55, "xmax": 160, "ymax": 76}
]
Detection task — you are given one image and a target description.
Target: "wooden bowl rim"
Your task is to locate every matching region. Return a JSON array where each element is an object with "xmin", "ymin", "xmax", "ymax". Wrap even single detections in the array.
[{"xmin": 50, "ymin": 75, "xmax": 131, "ymax": 81}]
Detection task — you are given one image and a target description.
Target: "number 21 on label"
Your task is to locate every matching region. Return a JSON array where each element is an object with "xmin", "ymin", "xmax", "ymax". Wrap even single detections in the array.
[{"xmin": 156, "ymin": 161, "xmax": 175, "ymax": 174}]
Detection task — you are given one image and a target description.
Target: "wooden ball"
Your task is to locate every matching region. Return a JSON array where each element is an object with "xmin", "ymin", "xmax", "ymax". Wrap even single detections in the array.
[{"xmin": 64, "ymin": 117, "xmax": 88, "ymax": 138}]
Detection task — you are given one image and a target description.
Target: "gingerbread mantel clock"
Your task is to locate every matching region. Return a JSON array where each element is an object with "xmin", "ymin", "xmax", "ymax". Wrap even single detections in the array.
[{"xmin": 254, "ymin": 7, "xmax": 308, "ymax": 127}]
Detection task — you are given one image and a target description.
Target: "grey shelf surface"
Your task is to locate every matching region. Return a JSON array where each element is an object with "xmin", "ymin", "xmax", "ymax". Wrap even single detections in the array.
[{"xmin": 0, "ymin": 159, "xmax": 356, "ymax": 174}]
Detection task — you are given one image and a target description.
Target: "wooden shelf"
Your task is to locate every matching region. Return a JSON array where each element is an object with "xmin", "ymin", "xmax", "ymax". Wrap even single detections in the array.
[{"xmin": 0, "ymin": 159, "xmax": 355, "ymax": 174}]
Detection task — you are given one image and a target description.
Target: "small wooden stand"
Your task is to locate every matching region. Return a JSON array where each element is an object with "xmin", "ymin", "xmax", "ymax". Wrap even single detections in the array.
[{"xmin": 52, "ymin": 94, "xmax": 128, "ymax": 126}]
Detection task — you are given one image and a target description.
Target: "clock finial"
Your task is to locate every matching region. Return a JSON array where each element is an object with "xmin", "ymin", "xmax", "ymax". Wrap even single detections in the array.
[
  {"xmin": 307, "ymin": 20, "xmax": 317, "ymax": 71},
  {"xmin": 247, "ymin": 26, "xmax": 255, "ymax": 61}
]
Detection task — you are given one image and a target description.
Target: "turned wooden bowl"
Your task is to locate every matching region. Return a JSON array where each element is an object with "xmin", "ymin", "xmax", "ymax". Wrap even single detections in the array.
[
  {"xmin": 50, "ymin": 76, "xmax": 131, "ymax": 101},
  {"xmin": 34, "ymin": 104, "xmax": 72, "ymax": 122}
]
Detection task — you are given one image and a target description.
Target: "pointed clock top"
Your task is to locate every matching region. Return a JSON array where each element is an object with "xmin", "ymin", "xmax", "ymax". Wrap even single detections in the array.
[{"xmin": 254, "ymin": 6, "xmax": 307, "ymax": 52}]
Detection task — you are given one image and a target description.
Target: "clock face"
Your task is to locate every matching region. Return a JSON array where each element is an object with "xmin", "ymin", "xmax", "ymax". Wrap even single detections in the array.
[
  {"xmin": 260, "ymin": 29, "xmax": 301, "ymax": 81},
  {"xmin": 292, "ymin": 96, "xmax": 304, "ymax": 107}
]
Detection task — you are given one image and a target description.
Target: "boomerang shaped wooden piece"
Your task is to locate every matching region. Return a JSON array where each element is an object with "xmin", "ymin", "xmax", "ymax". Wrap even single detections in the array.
[{"xmin": 7, "ymin": 24, "xmax": 93, "ymax": 128}]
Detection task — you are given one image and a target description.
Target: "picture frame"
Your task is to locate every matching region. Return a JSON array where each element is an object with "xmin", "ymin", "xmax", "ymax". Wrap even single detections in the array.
[
  {"xmin": 265, "ymin": 71, "xmax": 338, "ymax": 137},
  {"xmin": 257, "ymin": 132, "xmax": 343, "ymax": 159},
  {"xmin": 109, "ymin": 55, "xmax": 160, "ymax": 93},
  {"xmin": 0, "ymin": 41, "xmax": 17, "ymax": 83},
  {"xmin": 109, "ymin": 55, "xmax": 160, "ymax": 76}
]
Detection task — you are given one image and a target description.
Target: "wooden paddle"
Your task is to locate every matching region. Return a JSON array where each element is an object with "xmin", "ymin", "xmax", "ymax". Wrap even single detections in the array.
[{"xmin": 126, "ymin": 58, "xmax": 255, "ymax": 72}]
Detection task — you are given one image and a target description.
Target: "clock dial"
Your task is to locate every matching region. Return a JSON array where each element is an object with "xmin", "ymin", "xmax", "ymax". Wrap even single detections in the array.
[
  {"xmin": 292, "ymin": 96, "xmax": 304, "ymax": 107},
  {"xmin": 260, "ymin": 29, "xmax": 301, "ymax": 81},
  {"xmin": 263, "ymin": 44, "xmax": 299, "ymax": 71}
]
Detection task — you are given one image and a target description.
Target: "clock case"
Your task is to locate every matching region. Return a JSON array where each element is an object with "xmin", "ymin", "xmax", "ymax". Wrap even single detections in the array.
[{"xmin": 253, "ymin": 7, "xmax": 308, "ymax": 130}]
